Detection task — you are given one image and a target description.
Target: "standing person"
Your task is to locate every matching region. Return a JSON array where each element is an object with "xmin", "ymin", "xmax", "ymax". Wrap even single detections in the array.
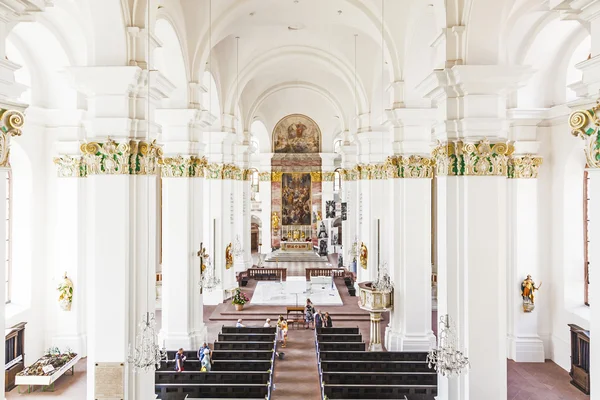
[
  {"xmin": 324, "ymin": 312, "xmax": 333, "ymax": 328},
  {"xmin": 305, "ymin": 299, "xmax": 315, "ymax": 329},
  {"xmin": 197, "ymin": 342, "xmax": 208, "ymax": 361},
  {"xmin": 281, "ymin": 319, "xmax": 289, "ymax": 348},
  {"xmin": 263, "ymin": 318, "xmax": 272, "ymax": 327},
  {"xmin": 276, "ymin": 315, "xmax": 285, "ymax": 345},
  {"xmin": 315, "ymin": 309, "xmax": 323, "ymax": 329},
  {"xmin": 174, "ymin": 348, "xmax": 186, "ymax": 372},
  {"xmin": 201, "ymin": 348, "xmax": 212, "ymax": 372}
]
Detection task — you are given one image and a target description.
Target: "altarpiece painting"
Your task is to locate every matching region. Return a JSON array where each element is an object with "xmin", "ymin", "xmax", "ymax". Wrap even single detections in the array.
[
  {"xmin": 272, "ymin": 114, "xmax": 321, "ymax": 154},
  {"xmin": 281, "ymin": 173, "xmax": 312, "ymax": 226}
]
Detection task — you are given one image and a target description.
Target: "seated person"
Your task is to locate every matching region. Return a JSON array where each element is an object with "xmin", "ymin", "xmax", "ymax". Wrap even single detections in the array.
[
  {"xmin": 174, "ymin": 348, "xmax": 186, "ymax": 372},
  {"xmin": 263, "ymin": 318, "xmax": 272, "ymax": 327},
  {"xmin": 201, "ymin": 348, "xmax": 212, "ymax": 372},
  {"xmin": 197, "ymin": 342, "xmax": 208, "ymax": 361},
  {"xmin": 236, "ymin": 318, "xmax": 245, "ymax": 328}
]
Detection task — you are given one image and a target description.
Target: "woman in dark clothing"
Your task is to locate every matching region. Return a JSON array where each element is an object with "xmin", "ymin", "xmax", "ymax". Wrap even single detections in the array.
[
  {"xmin": 314, "ymin": 310, "xmax": 323, "ymax": 328},
  {"xmin": 305, "ymin": 299, "xmax": 315, "ymax": 329},
  {"xmin": 324, "ymin": 312, "xmax": 333, "ymax": 328}
]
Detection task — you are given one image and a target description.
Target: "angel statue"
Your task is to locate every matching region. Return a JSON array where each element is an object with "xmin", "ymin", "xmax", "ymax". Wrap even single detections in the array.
[
  {"xmin": 225, "ymin": 243, "xmax": 234, "ymax": 270},
  {"xmin": 521, "ymin": 275, "xmax": 542, "ymax": 312},
  {"xmin": 359, "ymin": 242, "xmax": 368, "ymax": 270},
  {"xmin": 272, "ymin": 211, "xmax": 280, "ymax": 233}
]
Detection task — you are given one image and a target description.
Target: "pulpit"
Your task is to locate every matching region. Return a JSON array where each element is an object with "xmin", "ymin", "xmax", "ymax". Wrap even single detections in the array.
[{"xmin": 358, "ymin": 282, "xmax": 392, "ymax": 351}]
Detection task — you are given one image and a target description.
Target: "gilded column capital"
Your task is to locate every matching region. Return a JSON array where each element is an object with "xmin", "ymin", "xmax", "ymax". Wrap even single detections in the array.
[
  {"xmin": 158, "ymin": 155, "xmax": 207, "ymax": 178},
  {"xmin": 271, "ymin": 171, "xmax": 283, "ymax": 182},
  {"xmin": 432, "ymin": 138, "xmax": 514, "ymax": 176},
  {"xmin": 205, "ymin": 163, "xmax": 224, "ymax": 180},
  {"xmin": 310, "ymin": 171, "xmax": 322, "ymax": 182},
  {"xmin": 129, "ymin": 140, "xmax": 163, "ymax": 175},
  {"xmin": 259, "ymin": 171, "xmax": 271, "ymax": 182},
  {"xmin": 53, "ymin": 155, "xmax": 87, "ymax": 178},
  {"xmin": 569, "ymin": 103, "xmax": 600, "ymax": 168},
  {"xmin": 386, "ymin": 155, "xmax": 435, "ymax": 178},
  {"xmin": 322, "ymin": 171, "xmax": 335, "ymax": 182},
  {"xmin": 80, "ymin": 139, "xmax": 130, "ymax": 175},
  {"xmin": 508, "ymin": 155, "xmax": 543, "ymax": 179},
  {"xmin": 0, "ymin": 109, "xmax": 24, "ymax": 168}
]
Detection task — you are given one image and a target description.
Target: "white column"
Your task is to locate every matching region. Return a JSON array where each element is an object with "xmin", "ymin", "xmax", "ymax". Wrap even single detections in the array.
[
  {"xmin": 384, "ymin": 108, "xmax": 436, "ymax": 352},
  {"xmin": 234, "ymin": 143, "xmax": 251, "ymax": 272},
  {"xmin": 419, "ymin": 66, "xmax": 531, "ymax": 400},
  {"xmin": 257, "ymin": 154, "xmax": 273, "ymax": 254},
  {"xmin": 341, "ymin": 144, "xmax": 358, "ymax": 272},
  {"xmin": 589, "ymin": 169, "xmax": 600, "ymax": 400}
]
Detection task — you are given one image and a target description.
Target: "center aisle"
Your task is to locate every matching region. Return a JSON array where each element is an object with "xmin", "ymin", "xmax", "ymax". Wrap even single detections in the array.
[{"xmin": 271, "ymin": 328, "xmax": 321, "ymax": 400}]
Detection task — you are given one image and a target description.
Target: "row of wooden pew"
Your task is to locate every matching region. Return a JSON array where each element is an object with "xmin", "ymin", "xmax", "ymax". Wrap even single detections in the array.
[
  {"xmin": 315, "ymin": 327, "xmax": 437, "ymax": 400},
  {"xmin": 155, "ymin": 326, "xmax": 277, "ymax": 399}
]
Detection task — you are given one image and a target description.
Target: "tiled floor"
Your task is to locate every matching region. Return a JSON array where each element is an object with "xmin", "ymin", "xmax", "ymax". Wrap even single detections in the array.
[{"xmin": 507, "ymin": 360, "xmax": 590, "ymax": 400}]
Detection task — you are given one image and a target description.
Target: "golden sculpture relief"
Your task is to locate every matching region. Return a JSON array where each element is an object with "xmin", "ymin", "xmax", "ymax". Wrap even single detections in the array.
[
  {"xmin": 0, "ymin": 109, "xmax": 24, "ymax": 168},
  {"xmin": 225, "ymin": 243, "xmax": 233, "ymax": 270},
  {"xmin": 359, "ymin": 242, "xmax": 368, "ymax": 269},
  {"xmin": 271, "ymin": 171, "xmax": 283, "ymax": 182},
  {"xmin": 432, "ymin": 139, "xmax": 514, "ymax": 176},
  {"xmin": 129, "ymin": 140, "xmax": 162, "ymax": 175},
  {"xmin": 310, "ymin": 171, "xmax": 322, "ymax": 182},
  {"xmin": 53, "ymin": 155, "xmax": 87, "ymax": 178},
  {"xmin": 271, "ymin": 211, "xmax": 280, "ymax": 232},
  {"xmin": 159, "ymin": 155, "xmax": 207, "ymax": 178},
  {"xmin": 259, "ymin": 171, "xmax": 271, "ymax": 181},
  {"xmin": 322, "ymin": 172, "xmax": 335, "ymax": 181},
  {"xmin": 569, "ymin": 102, "xmax": 600, "ymax": 168},
  {"xmin": 509, "ymin": 155, "xmax": 543, "ymax": 179},
  {"xmin": 521, "ymin": 274, "xmax": 542, "ymax": 312},
  {"xmin": 80, "ymin": 139, "xmax": 130, "ymax": 175}
]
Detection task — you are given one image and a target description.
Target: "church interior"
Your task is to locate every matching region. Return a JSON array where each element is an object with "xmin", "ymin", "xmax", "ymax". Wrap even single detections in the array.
[{"xmin": 0, "ymin": 0, "xmax": 597, "ymax": 399}]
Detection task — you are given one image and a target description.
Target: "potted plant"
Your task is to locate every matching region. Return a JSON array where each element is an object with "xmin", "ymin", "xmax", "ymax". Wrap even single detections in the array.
[{"xmin": 232, "ymin": 288, "xmax": 249, "ymax": 311}]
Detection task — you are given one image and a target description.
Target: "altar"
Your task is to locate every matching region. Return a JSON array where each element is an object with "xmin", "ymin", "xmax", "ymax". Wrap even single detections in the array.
[
  {"xmin": 280, "ymin": 225, "xmax": 313, "ymax": 251},
  {"xmin": 281, "ymin": 242, "xmax": 312, "ymax": 251}
]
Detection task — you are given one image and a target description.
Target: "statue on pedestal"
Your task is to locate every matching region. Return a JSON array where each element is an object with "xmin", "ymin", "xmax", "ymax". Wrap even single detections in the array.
[
  {"xmin": 225, "ymin": 243, "xmax": 233, "ymax": 270},
  {"xmin": 521, "ymin": 275, "xmax": 541, "ymax": 312}
]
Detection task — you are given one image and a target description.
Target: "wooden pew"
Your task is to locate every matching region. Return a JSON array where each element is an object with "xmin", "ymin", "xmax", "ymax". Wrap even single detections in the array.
[
  {"xmin": 317, "ymin": 342, "xmax": 366, "ymax": 352},
  {"xmin": 211, "ymin": 350, "xmax": 274, "ymax": 360},
  {"xmin": 317, "ymin": 327, "xmax": 359, "ymax": 335},
  {"xmin": 317, "ymin": 334, "xmax": 363, "ymax": 343},
  {"xmin": 166, "ymin": 350, "xmax": 200, "ymax": 361},
  {"xmin": 321, "ymin": 371, "xmax": 437, "ymax": 386},
  {"xmin": 323, "ymin": 383, "xmax": 437, "ymax": 399},
  {"xmin": 211, "ymin": 360, "xmax": 272, "ymax": 372},
  {"xmin": 155, "ymin": 383, "xmax": 269, "ymax": 399},
  {"xmin": 221, "ymin": 326, "xmax": 277, "ymax": 334},
  {"xmin": 214, "ymin": 341, "xmax": 274, "ymax": 351},
  {"xmin": 320, "ymin": 360, "xmax": 431, "ymax": 373},
  {"xmin": 155, "ymin": 371, "xmax": 269, "ymax": 385},
  {"xmin": 319, "ymin": 351, "xmax": 428, "ymax": 362},
  {"xmin": 217, "ymin": 333, "xmax": 276, "ymax": 342}
]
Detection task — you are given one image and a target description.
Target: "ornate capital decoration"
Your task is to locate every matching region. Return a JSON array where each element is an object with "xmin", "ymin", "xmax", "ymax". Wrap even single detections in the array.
[
  {"xmin": 53, "ymin": 155, "xmax": 87, "ymax": 178},
  {"xmin": 432, "ymin": 139, "xmax": 514, "ymax": 176},
  {"xmin": 271, "ymin": 171, "xmax": 283, "ymax": 182},
  {"xmin": 569, "ymin": 103, "xmax": 600, "ymax": 168},
  {"xmin": 508, "ymin": 155, "xmax": 543, "ymax": 179},
  {"xmin": 259, "ymin": 171, "xmax": 271, "ymax": 181},
  {"xmin": 310, "ymin": 171, "xmax": 322, "ymax": 182},
  {"xmin": 242, "ymin": 169, "xmax": 252, "ymax": 181},
  {"xmin": 222, "ymin": 164, "xmax": 242, "ymax": 180},
  {"xmin": 129, "ymin": 140, "xmax": 163, "ymax": 175},
  {"xmin": 80, "ymin": 139, "xmax": 130, "ymax": 175},
  {"xmin": 0, "ymin": 109, "xmax": 24, "ymax": 168},
  {"xmin": 386, "ymin": 155, "xmax": 435, "ymax": 179},
  {"xmin": 205, "ymin": 163, "xmax": 223, "ymax": 180},
  {"xmin": 356, "ymin": 163, "xmax": 387, "ymax": 180},
  {"xmin": 159, "ymin": 155, "xmax": 207, "ymax": 178},
  {"xmin": 340, "ymin": 167, "xmax": 358, "ymax": 181},
  {"xmin": 322, "ymin": 171, "xmax": 335, "ymax": 182}
]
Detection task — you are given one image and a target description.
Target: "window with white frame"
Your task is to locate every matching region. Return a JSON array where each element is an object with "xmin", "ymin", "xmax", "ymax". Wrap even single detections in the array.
[
  {"xmin": 5, "ymin": 171, "xmax": 11, "ymax": 304},
  {"xmin": 334, "ymin": 169, "xmax": 342, "ymax": 192}
]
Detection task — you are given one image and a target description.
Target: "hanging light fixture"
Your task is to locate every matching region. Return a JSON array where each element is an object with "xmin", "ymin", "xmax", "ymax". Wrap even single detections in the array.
[
  {"xmin": 128, "ymin": 0, "xmax": 166, "ymax": 371},
  {"xmin": 427, "ymin": 314, "xmax": 470, "ymax": 377},
  {"xmin": 373, "ymin": 261, "xmax": 393, "ymax": 293}
]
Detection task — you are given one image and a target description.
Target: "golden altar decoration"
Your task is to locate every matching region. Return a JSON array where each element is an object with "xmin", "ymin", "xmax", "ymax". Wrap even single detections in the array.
[
  {"xmin": 359, "ymin": 242, "xmax": 368, "ymax": 269},
  {"xmin": 225, "ymin": 243, "xmax": 233, "ymax": 270}
]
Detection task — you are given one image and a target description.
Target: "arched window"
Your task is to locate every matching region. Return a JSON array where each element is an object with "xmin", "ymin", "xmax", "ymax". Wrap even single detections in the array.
[
  {"xmin": 5, "ymin": 170, "xmax": 11, "ymax": 304},
  {"xmin": 333, "ymin": 168, "xmax": 342, "ymax": 192},
  {"xmin": 584, "ymin": 169, "xmax": 590, "ymax": 306}
]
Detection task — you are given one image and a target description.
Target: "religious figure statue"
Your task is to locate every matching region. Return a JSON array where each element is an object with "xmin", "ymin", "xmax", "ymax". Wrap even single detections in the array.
[
  {"xmin": 225, "ymin": 243, "xmax": 234, "ymax": 270},
  {"xmin": 197, "ymin": 244, "xmax": 208, "ymax": 273},
  {"xmin": 359, "ymin": 242, "xmax": 368, "ymax": 269},
  {"xmin": 272, "ymin": 211, "xmax": 280, "ymax": 233},
  {"xmin": 521, "ymin": 275, "xmax": 542, "ymax": 312}
]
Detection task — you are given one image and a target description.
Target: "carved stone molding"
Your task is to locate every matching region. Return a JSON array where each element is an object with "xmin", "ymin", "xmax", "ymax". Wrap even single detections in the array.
[
  {"xmin": 322, "ymin": 171, "xmax": 335, "ymax": 181},
  {"xmin": 432, "ymin": 139, "xmax": 514, "ymax": 176},
  {"xmin": 159, "ymin": 155, "xmax": 207, "ymax": 178},
  {"xmin": 0, "ymin": 109, "xmax": 24, "ymax": 168},
  {"xmin": 80, "ymin": 139, "xmax": 130, "ymax": 175},
  {"xmin": 53, "ymin": 155, "xmax": 87, "ymax": 178},
  {"xmin": 259, "ymin": 171, "xmax": 271, "ymax": 182},
  {"xmin": 130, "ymin": 140, "xmax": 163, "ymax": 175},
  {"xmin": 340, "ymin": 167, "xmax": 359, "ymax": 181},
  {"xmin": 569, "ymin": 103, "xmax": 600, "ymax": 168},
  {"xmin": 386, "ymin": 155, "xmax": 435, "ymax": 179},
  {"xmin": 508, "ymin": 155, "xmax": 543, "ymax": 179}
]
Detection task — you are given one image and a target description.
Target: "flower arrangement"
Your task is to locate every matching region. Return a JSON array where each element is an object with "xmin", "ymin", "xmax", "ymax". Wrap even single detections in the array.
[
  {"xmin": 232, "ymin": 288, "xmax": 249, "ymax": 305},
  {"xmin": 57, "ymin": 273, "xmax": 74, "ymax": 311},
  {"xmin": 18, "ymin": 347, "xmax": 77, "ymax": 376}
]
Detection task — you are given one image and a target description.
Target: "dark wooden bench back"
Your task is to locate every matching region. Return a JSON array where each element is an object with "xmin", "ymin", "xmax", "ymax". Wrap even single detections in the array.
[
  {"xmin": 320, "ymin": 360, "xmax": 431, "ymax": 373},
  {"xmin": 166, "ymin": 350, "xmax": 199, "ymax": 361},
  {"xmin": 211, "ymin": 360, "xmax": 272, "ymax": 372},
  {"xmin": 317, "ymin": 334, "xmax": 363, "ymax": 342},
  {"xmin": 211, "ymin": 350, "xmax": 274, "ymax": 360},
  {"xmin": 321, "ymin": 371, "xmax": 437, "ymax": 386},
  {"xmin": 317, "ymin": 327, "xmax": 359, "ymax": 335},
  {"xmin": 214, "ymin": 341, "xmax": 274, "ymax": 351},
  {"xmin": 218, "ymin": 333, "xmax": 276, "ymax": 342},
  {"xmin": 323, "ymin": 384, "xmax": 437, "ymax": 399},
  {"xmin": 155, "ymin": 371, "xmax": 269, "ymax": 385},
  {"xmin": 317, "ymin": 342, "xmax": 366, "ymax": 352},
  {"xmin": 221, "ymin": 326, "xmax": 277, "ymax": 334},
  {"xmin": 319, "ymin": 351, "xmax": 428, "ymax": 362},
  {"xmin": 155, "ymin": 383, "xmax": 269, "ymax": 399}
]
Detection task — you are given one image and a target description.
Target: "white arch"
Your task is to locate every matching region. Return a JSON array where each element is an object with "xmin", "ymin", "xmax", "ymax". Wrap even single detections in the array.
[
  {"xmin": 223, "ymin": 45, "xmax": 368, "ymax": 117},
  {"xmin": 155, "ymin": 18, "xmax": 188, "ymax": 108},
  {"xmin": 245, "ymin": 81, "xmax": 348, "ymax": 133}
]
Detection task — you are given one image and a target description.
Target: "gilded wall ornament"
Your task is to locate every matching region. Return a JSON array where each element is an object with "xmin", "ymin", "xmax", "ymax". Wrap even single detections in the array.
[
  {"xmin": 569, "ymin": 104, "xmax": 600, "ymax": 168},
  {"xmin": 432, "ymin": 139, "xmax": 513, "ymax": 176},
  {"xmin": 242, "ymin": 169, "xmax": 252, "ymax": 181},
  {"xmin": 53, "ymin": 155, "xmax": 87, "ymax": 178},
  {"xmin": 225, "ymin": 243, "xmax": 233, "ymax": 270},
  {"xmin": 0, "ymin": 109, "xmax": 24, "ymax": 168},
  {"xmin": 259, "ymin": 171, "xmax": 271, "ymax": 181},
  {"xmin": 359, "ymin": 242, "xmax": 368, "ymax": 269},
  {"xmin": 310, "ymin": 171, "xmax": 322, "ymax": 182},
  {"xmin": 205, "ymin": 163, "xmax": 223, "ymax": 179},
  {"xmin": 508, "ymin": 155, "xmax": 543, "ymax": 179},
  {"xmin": 340, "ymin": 167, "xmax": 358, "ymax": 181},
  {"xmin": 271, "ymin": 171, "xmax": 283, "ymax": 182},
  {"xmin": 386, "ymin": 155, "xmax": 435, "ymax": 179},
  {"xmin": 322, "ymin": 171, "xmax": 335, "ymax": 181},
  {"xmin": 159, "ymin": 155, "xmax": 207, "ymax": 178},
  {"xmin": 80, "ymin": 139, "xmax": 130, "ymax": 175},
  {"xmin": 271, "ymin": 211, "xmax": 280, "ymax": 233},
  {"xmin": 129, "ymin": 140, "xmax": 162, "ymax": 175}
]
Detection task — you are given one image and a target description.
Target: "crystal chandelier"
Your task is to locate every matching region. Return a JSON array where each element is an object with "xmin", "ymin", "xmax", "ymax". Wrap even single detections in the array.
[
  {"xmin": 233, "ymin": 234, "xmax": 243, "ymax": 257},
  {"xmin": 373, "ymin": 261, "xmax": 393, "ymax": 293},
  {"xmin": 427, "ymin": 314, "xmax": 470, "ymax": 377},
  {"xmin": 200, "ymin": 256, "xmax": 221, "ymax": 291},
  {"xmin": 127, "ymin": 312, "xmax": 166, "ymax": 372}
]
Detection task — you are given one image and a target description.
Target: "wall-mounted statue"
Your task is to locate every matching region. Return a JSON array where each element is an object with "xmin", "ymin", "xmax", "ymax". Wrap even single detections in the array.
[
  {"xmin": 360, "ymin": 242, "xmax": 368, "ymax": 270},
  {"xmin": 521, "ymin": 275, "xmax": 542, "ymax": 312},
  {"xmin": 271, "ymin": 211, "xmax": 280, "ymax": 234},
  {"xmin": 225, "ymin": 243, "xmax": 234, "ymax": 270},
  {"xmin": 57, "ymin": 272, "xmax": 74, "ymax": 311}
]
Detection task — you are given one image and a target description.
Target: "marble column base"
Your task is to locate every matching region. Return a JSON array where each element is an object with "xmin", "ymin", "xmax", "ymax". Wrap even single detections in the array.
[
  {"xmin": 385, "ymin": 328, "xmax": 436, "ymax": 352},
  {"xmin": 507, "ymin": 335, "xmax": 545, "ymax": 362}
]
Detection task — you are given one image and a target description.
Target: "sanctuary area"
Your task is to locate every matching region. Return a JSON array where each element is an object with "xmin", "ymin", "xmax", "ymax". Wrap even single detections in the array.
[{"xmin": 0, "ymin": 0, "xmax": 597, "ymax": 399}]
